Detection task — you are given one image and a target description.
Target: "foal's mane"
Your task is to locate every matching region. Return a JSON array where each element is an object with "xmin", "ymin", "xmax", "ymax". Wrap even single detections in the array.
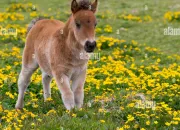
[{"xmin": 75, "ymin": 0, "xmax": 92, "ymax": 12}]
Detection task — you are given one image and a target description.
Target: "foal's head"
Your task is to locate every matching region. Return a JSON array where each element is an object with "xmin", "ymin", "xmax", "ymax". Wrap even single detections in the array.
[{"xmin": 71, "ymin": 0, "xmax": 98, "ymax": 53}]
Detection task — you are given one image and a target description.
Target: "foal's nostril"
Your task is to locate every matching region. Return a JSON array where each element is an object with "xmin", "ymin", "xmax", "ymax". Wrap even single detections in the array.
[{"xmin": 85, "ymin": 41, "xmax": 91, "ymax": 48}]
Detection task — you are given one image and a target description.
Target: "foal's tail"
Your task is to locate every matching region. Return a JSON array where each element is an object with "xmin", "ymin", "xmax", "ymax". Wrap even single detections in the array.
[{"xmin": 27, "ymin": 17, "xmax": 44, "ymax": 34}]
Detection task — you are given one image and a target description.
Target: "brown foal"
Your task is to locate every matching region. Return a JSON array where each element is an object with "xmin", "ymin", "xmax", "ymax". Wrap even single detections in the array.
[{"xmin": 15, "ymin": 0, "xmax": 98, "ymax": 110}]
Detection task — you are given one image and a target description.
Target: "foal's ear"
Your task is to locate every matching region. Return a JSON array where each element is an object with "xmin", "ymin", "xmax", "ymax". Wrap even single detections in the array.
[
  {"xmin": 71, "ymin": 0, "xmax": 79, "ymax": 14},
  {"xmin": 91, "ymin": 0, "xmax": 98, "ymax": 13}
]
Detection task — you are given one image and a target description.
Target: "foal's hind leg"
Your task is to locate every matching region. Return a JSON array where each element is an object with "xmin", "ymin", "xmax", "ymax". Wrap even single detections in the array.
[
  {"xmin": 15, "ymin": 65, "xmax": 38, "ymax": 109},
  {"xmin": 42, "ymin": 72, "xmax": 52, "ymax": 100},
  {"xmin": 15, "ymin": 46, "xmax": 38, "ymax": 109}
]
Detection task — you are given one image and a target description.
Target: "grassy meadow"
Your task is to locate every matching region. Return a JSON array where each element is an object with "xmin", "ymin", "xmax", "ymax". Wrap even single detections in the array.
[{"xmin": 0, "ymin": 0, "xmax": 180, "ymax": 129}]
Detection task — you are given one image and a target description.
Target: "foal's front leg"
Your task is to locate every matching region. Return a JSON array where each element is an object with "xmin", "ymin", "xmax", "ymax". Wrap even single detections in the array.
[
  {"xmin": 72, "ymin": 69, "xmax": 86, "ymax": 108},
  {"xmin": 54, "ymin": 73, "xmax": 75, "ymax": 110}
]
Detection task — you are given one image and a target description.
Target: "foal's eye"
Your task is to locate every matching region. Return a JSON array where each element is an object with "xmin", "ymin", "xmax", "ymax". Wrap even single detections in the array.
[{"xmin": 75, "ymin": 22, "xmax": 81, "ymax": 29}]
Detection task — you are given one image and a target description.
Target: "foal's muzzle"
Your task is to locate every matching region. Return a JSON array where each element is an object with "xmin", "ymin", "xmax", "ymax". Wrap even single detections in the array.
[{"xmin": 84, "ymin": 41, "xmax": 96, "ymax": 53}]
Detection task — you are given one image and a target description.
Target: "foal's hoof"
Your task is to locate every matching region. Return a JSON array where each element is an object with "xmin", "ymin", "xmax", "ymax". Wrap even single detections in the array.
[
  {"xmin": 64, "ymin": 101, "xmax": 75, "ymax": 110},
  {"xmin": 15, "ymin": 108, "xmax": 23, "ymax": 112},
  {"xmin": 75, "ymin": 102, "xmax": 83, "ymax": 109},
  {"xmin": 15, "ymin": 103, "xmax": 23, "ymax": 110},
  {"xmin": 62, "ymin": 94, "xmax": 75, "ymax": 110}
]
